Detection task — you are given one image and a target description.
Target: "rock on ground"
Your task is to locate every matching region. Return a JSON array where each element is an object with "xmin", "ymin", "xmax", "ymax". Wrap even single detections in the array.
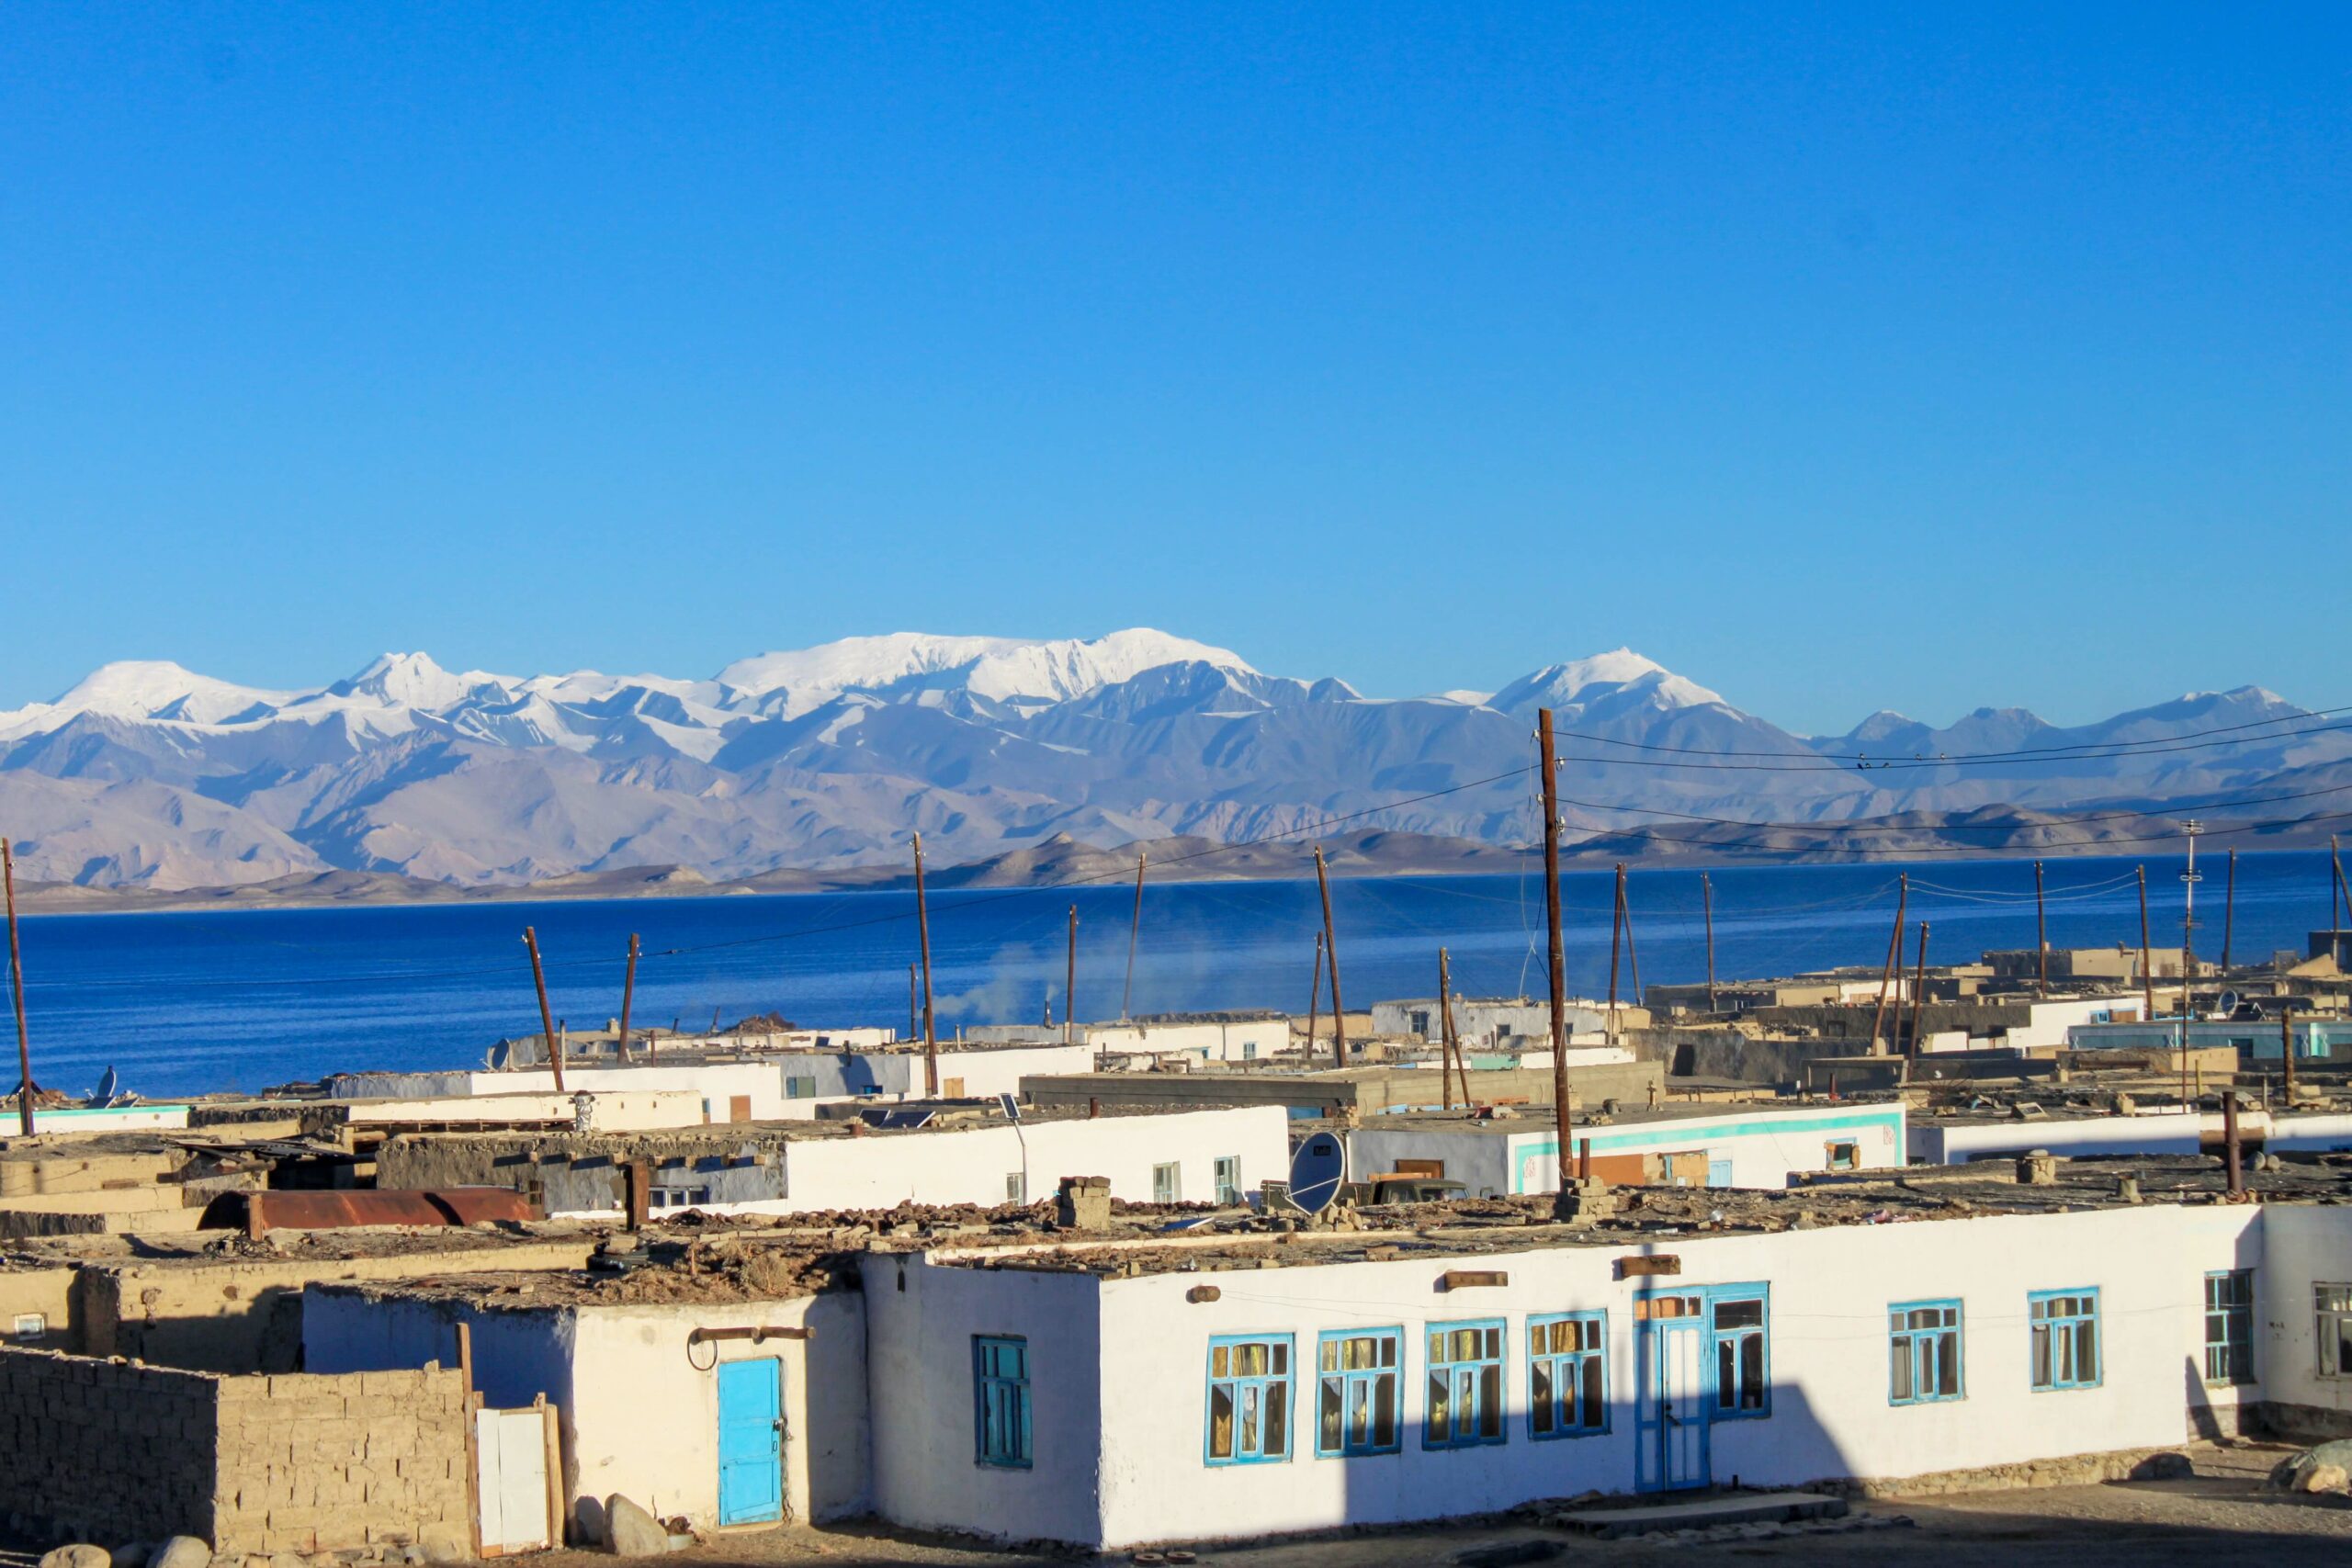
[
  {"xmin": 147, "ymin": 1538, "xmax": 210, "ymax": 1568},
  {"xmin": 42, "ymin": 1548, "xmax": 112, "ymax": 1568},
  {"xmin": 605, "ymin": 1495, "xmax": 673, "ymax": 1558}
]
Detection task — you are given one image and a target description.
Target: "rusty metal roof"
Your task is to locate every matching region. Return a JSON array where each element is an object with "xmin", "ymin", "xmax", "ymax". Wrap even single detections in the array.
[{"xmin": 198, "ymin": 1187, "xmax": 541, "ymax": 1234}]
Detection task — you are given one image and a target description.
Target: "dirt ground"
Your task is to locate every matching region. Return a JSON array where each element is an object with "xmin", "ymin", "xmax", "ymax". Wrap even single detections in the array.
[{"xmin": 546, "ymin": 1443, "xmax": 2352, "ymax": 1568}]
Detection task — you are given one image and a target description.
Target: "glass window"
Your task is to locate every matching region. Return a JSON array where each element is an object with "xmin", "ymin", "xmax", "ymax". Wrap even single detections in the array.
[
  {"xmin": 1216, "ymin": 1156, "xmax": 1242, "ymax": 1206},
  {"xmin": 1005, "ymin": 1171, "xmax": 1026, "ymax": 1204},
  {"xmin": 1825, "ymin": 1140, "xmax": 1860, "ymax": 1171},
  {"xmin": 2030, "ymin": 1290, "xmax": 2101, "ymax": 1391},
  {"xmin": 1424, "ymin": 1319, "xmax": 1507, "ymax": 1450},
  {"xmin": 1889, "ymin": 1301, "xmax": 1963, "ymax": 1404},
  {"xmin": 1528, "ymin": 1313, "xmax": 1607, "ymax": 1438},
  {"xmin": 2204, "ymin": 1271, "xmax": 2254, "ymax": 1385},
  {"xmin": 1206, "ymin": 1336, "xmax": 1293, "ymax": 1465},
  {"xmin": 1711, "ymin": 1291, "xmax": 1770, "ymax": 1416},
  {"xmin": 1154, "ymin": 1163, "xmax": 1181, "ymax": 1203},
  {"xmin": 1316, "ymin": 1329, "xmax": 1402, "ymax": 1457},
  {"xmin": 972, "ymin": 1336, "xmax": 1031, "ymax": 1469},
  {"xmin": 2315, "ymin": 1284, "xmax": 2352, "ymax": 1378}
]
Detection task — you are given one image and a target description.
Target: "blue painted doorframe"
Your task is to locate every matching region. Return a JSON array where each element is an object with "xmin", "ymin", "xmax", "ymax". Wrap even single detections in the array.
[{"xmin": 717, "ymin": 1358, "xmax": 785, "ymax": 1526}]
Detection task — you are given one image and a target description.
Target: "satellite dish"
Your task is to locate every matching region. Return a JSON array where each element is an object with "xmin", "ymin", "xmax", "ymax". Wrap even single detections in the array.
[
  {"xmin": 488, "ymin": 1041, "xmax": 512, "ymax": 1070},
  {"xmin": 2219, "ymin": 990, "xmax": 2240, "ymax": 1017},
  {"xmin": 87, "ymin": 1066, "xmax": 119, "ymax": 1109},
  {"xmin": 1287, "ymin": 1131, "xmax": 1347, "ymax": 1214}
]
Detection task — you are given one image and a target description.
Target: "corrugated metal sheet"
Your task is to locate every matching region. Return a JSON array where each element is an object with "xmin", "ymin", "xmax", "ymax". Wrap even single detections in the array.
[{"xmin": 198, "ymin": 1187, "xmax": 541, "ymax": 1233}]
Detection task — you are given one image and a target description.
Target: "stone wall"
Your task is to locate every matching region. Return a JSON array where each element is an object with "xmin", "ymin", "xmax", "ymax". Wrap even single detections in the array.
[
  {"xmin": 0, "ymin": 1348, "xmax": 470, "ymax": 1556},
  {"xmin": 210, "ymin": 1367, "xmax": 470, "ymax": 1557}
]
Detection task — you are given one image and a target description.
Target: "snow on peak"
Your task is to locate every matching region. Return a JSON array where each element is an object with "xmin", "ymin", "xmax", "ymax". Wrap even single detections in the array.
[
  {"xmin": 51, "ymin": 661, "xmax": 294, "ymax": 725},
  {"xmin": 324, "ymin": 652, "xmax": 512, "ymax": 711},
  {"xmin": 1491, "ymin": 649, "xmax": 1726, "ymax": 716},
  {"xmin": 716, "ymin": 628, "xmax": 1253, "ymax": 712}
]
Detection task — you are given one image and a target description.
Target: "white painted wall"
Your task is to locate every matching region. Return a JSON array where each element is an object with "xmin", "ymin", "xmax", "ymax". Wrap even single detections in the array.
[
  {"xmin": 1480, "ymin": 1104, "xmax": 1906, "ymax": 1193},
  {"xmin": 345, "ymin": 1089, "xmax": 713, "ymax": 1131},
  {"xmin": 18, "ymin": 1105, "xmax": 190, "ymax": 1134},
  {"xmin": 1082, "ymin": 1022, "xmax": 1289, "ymax": 1064},
  {"xmin": 1904, "ymin": 1108, "xmax": 2352, "ymax": 1165},
  {"xmin": 302, "ymin": 1288, "xmax": 870, "ymax": 1532},
  {"xmin": 883, "ymin": 1201, "xmax": 2266, "ymax": 1548},
  {"xmin": 780, "ymin": 1107, "xmax": 1288, "ymax": 1213}
]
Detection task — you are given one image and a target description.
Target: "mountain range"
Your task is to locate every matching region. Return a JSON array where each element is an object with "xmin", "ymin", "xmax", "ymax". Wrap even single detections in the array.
[{"xmin": 1, "ymin": 630, "xmax": 2345, "ymax": 891}]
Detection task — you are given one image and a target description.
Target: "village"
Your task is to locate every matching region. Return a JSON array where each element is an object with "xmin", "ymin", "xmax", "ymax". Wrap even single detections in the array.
[{"xmin": 3, "ymin": 835, "xmax": 2352, "ymax": 1568}]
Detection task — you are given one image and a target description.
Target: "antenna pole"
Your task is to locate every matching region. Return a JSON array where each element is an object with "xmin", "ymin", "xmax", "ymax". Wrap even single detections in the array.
[
  {"xmin": 2033, "ymin": 860, "xmax": 2048, "ymax": 997},
  {"xmin": 2137, "ymin": 863, "xmax": 2156, "ymax": 1025},
  {"xmin": 1315, "ymin": 846, "xmax": 1348, "ymax": 1068},
  {"xmin": 1065, "ymin": 905, "xmax": 1078, "ymax": 1049},
  {"xmin": 2335, "ymin": 834, "xmax": 2351, "ymax": 933},
  {"xmin": 1701, "ymin": 872, "xmax": 1717, "ymax": 1014},
  {"xmin": 1907, "ymin": 922, "xmax": 1930, "ymax": 1060},
  {"xmin": 1621, "ymin": 867, "xmax": 1643, "ymax": 1005},
  {"xmin": 1537, "ymin": 709, "xmax": 1572, "ymax": 1180},
  {"xmin": 1304, "ymin": 930, "xmax": 1325, "ymax": 1061},
  {"xmin": 616, "ymin": 933, "xmax": 640, "ymax": 1063},
  {"xmin": 908, "ymin": 964, "xmax": 918, "ymax": 1046},
  {"xmin": 913, "ymin": 833, "xmax": 938, "ymax": 1097},
  {"xmin": 4, "ymin": 840, "xmax": 32, "ymax": 1135},
  {"xmin": 2221, "ymin": 849, "xmax": 2237, "ymax": 976},
  {"xmin": 1121, "ymin": 851, "xmax": 1147, "ymax": 1021},
  {"xmin": 1439, "ymin": 947, "xmax": 1456, "ymax": 1111},
  {"xmin": 523, "ymin": 926, "xmax": 564, "ymax": 1094},
  {"xmin": 1870, "ymin": 874, "xmax": 1909, "ymax": 1053},
  {"xmin": 2179, "ymin": 820, "xmax": 2203, "ymax": 1017}
]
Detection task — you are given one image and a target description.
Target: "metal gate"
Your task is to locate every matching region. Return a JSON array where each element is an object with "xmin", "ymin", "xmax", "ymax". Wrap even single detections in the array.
[{"xmin": 474, "ymin": 1400, "xmax": 559, "ymax": 1554}]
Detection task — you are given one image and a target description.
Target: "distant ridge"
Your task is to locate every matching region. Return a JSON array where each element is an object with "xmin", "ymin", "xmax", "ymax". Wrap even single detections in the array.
[{"xmin": 0, "ymin": 629, "xmax": 2342, "ymax": 891}]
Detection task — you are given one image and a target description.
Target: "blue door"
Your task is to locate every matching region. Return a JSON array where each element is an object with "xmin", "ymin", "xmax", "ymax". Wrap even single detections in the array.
[
  {"xmin": 1636, "ymin": 1314, "xmax": 1710, "ymax": 1493},
  {"xmin": 717, "ymin": 1359, "xmax": 784, "ymax": 1525}
]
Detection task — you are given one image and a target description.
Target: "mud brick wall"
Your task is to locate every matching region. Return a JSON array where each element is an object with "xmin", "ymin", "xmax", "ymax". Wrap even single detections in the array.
[
  {"xmin": 0, "ymin": 1348, "xmax": 219, "ymax": 1543},
  {"xmin": 211, "ymin": 1368, "xmax": 471, "ymax": 1555},
  {"xmin": 0, "ymin": 1348, "xmax": 470, "ymax": 1554}
]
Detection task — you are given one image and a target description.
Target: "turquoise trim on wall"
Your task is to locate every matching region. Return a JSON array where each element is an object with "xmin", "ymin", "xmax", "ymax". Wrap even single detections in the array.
[{"xmin": 1510, "ymin": 1108, "xmax": 1904, "ymax": 1193}]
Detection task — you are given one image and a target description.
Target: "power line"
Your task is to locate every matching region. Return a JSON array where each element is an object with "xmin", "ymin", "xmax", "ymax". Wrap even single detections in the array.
[
  {"xmin": 1551, "ymin": 777, "xmax": 2352, "ymax": 836},
  {"xmin": 1561, "ymin": 807, "xmax": 2352, "ymax": 859}
]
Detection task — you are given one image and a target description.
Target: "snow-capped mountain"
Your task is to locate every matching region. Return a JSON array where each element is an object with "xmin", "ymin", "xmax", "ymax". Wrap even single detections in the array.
[{"xmin": 0, "ymin": 631, "xmax": 2339, "ymax": 888}]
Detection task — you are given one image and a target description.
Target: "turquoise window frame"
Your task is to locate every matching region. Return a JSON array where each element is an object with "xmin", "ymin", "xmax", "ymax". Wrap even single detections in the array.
[
  {"xmin": 1314, "ymin": 1327, "xmax": 1403, "ymax": 1458},
  {"xmin": 2203, "ymin": 1270, "xmax": 2255, "ymax": 1386},
  {"xmin": 1423, "ymin": 1318, "xmax": 1508, "ymax": 1450},
  {"xmin": 1888, "ymin": 1299, "xmax": 1964, "ymax": 1405},
  {"xmin": 972, "ymin": 1335, "xmax": 1032, "ymax": 1469},
  {"xmin": 1205, "ymin": 1334, "xmax": 1294, "ymax": 1465},
  {"xmin": 1709, "ymin": 1284, "xmax": 1770, "ymax": 1420},
  {"xmin": 1528, "ymin": 1311, "xmax": 1608, "ymax": 1439},
  {"xmin": 2029, "ymin": 1288, "xmax": 2101, "ymax": 1392}
]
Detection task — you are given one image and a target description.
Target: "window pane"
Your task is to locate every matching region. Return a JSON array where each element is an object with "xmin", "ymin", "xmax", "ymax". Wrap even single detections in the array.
[
  {"xmin": 1455, "ymin": 1369, "xmax": 1476, "ymax": 1438},
  {"xmin": 1321, "ymin": 1339, "xmax": 1339, "ymax": 1373},
  {"xmin": 1892, "ymin": 1339, "xmax": 1915, "ymax": 1402},
  {"xmin": 1717, "ymin": 1339, "xmax": 1735, "ymax": 1407},
  {"xmin": 1427, "ymin": 1372, "xmax": 1448, "ymax": 1440},
  {"xmin": 1373, "ymin": 1374, "xmax": 1396, "ymax": 1448},
  {"xmin": 1715, "ymin": 1299, "xmax": 1764, "ymax": 1330},
  {"xmin": 2032, "ymin": 1326, "xmax": 2052, "ymax": 1388},
  {"xmin": 1272, "ymin": 1343, "xmax": 1288, "ymax": 1374},
  {"xmin": 1319, "ymin": 1377, "xmax": 1341, "ymax": 1453},
  {"xmin": 1350, "ymin": 1377, "xmax": 1370, "ymax": 1446},
  {"xmin": 1380, "ymin": 1337, "xmax": 1396, "ymax": 1367},
  {"xmin": 2075, "ymin": 1320, "xmax": 2097, "ymax": 1384},
  {"xmin": 1740, "ymin": 1334, "xmax": 1765, "ymax": 1409},
  {"xmin": 1210, "ymin": 1385, "xmax": 1235, "ymax": 1458},
  {"xmin": 1532, "ymin": 1359, "xmax": 1555, "ymax": 1433},
  {"xmin": 1240, "ymin": 1384, "xmax": 1261, "ymax": 1454},
  {"xmin": 1478, "ymin": 1364, "xmax": 1501, "ymax": 1438},
  {"xmin": 1265, "ymin": 1382, "xmax": 1287, "ymax": 1456},
  {"xmin": 1213, "ymin": 1345, "xmax": 1229, "ymax": 1379},
  {"xmin": 1579, "ymin": 1357, "xmax": 1603, "ymax": 1429},
  {"xmin": 1935, "ymin": 1333, "xmax": 1959, "ymax": 1396}
]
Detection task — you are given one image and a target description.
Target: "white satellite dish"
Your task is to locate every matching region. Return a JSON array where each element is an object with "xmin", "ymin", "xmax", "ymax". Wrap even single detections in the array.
[{"xmin": 1287, "ymin": 1131, "xmax": 1347, "ymax": 1214}]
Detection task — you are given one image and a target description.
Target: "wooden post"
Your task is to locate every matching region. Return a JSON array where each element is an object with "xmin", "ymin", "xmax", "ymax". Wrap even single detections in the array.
[
  {"xmin": 1538, "ymin": 709, "xmax": 1573, "ymax": 1200},
  {"xmin": 2335, "ymin": 834, "xmax": 2351, "ymax": 932},
  {"xmin": 1438, "ymin": 947, "xmax": 1455, "ymax": 1111},
  {"xmin": 2221, "ymin": 850, "xmax": 2237, "ymax": 976},
  {"xmin": 1605, "ymin": 863, "xmax": 1624, "ymax": 1025},
  {"xmin": 1122, "ymin": 850, "xmax": 1148, "ymax": 1022},
  {"xmin": 1906, "ymin": 922, "xmax": 1930, "ymax": 1058},
  {"xmin": 1304, "ymin": 930, "xmax": 1325, "ymax": 1059},
  {"xmin": 1870, "ymin": 874, "xmax": 1909, "ymax": 1053},
  {"xmin": 2137, "ymin": 863, "xmax": 2155, "ymax": 1024},
  {"xmin": 2222, "ymin": 1089, "xmax": 2244, "ymax": 1196},
  {"xmin": 1065, "ymin": 905, "xmax": 1079, "ymax": 1049},
  {"xmin": 2033, "ymin": 859, "xmax": 2048, "ymax": 997},
  {"xmin": 1621, "ymin": 867, "xmax": 1643, "ymax": 1005},
  {"xmin": 913, "ymin": 833, "xmax": 938, "ymax": 1097},
  {"xmin": 523, "ymin": 926, "xmax": 565, "ymax": 1095},
  {"xmin": 2283, "ymin": 1006, "xmax": 2299, "ymax": 1103},
  {"xmin": 616, "ymin": 932, "xmax": 640, "ymax": 1062},
  {"xmin": 3, "ymin": 840, "xmax": 31, "ymax": 1136},
  {"xmin": 1700, "ymin": 871, "xmax": 1717, "ymax": 1014},
  {"xmin": 1315, "ymin": 846, "xmax": 1348, "ymax": 1068}
]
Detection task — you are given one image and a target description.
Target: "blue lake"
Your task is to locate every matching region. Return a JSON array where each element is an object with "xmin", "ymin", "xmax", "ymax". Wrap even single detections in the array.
[{"xmin": 4, "ymin": 851, "xmax": 2337, "ymax": 1098}]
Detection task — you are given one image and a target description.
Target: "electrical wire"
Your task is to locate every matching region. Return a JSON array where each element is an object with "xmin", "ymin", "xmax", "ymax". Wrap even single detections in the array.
[{"xmin": 1544, "ymin": 702, "xmax": 2352, "ymax": 764}]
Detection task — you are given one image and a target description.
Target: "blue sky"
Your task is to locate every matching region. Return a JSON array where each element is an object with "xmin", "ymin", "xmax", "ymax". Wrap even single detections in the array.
[{"xmin": 1, "ymin": 5, "xmax": 2344, "ymax": 734}]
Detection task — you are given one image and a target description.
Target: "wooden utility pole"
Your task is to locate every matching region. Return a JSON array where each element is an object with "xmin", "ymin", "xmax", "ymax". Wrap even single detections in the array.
[
  {"xmin": 1906, "ymin": 922, "xmax": 1930, "ymax": 1058},
  {"xmin": 1440, "ymin": 947, "xmax": 1471, "ymax": 1111},
  {"xmin": 908, "ymin": 964, "xmax": 919, "ymax": 1045},
  {"xmin": 2283, "ymin": 1005, "xmax": 2298, "ymax": 1103},
  {"xmin": 2137, "ymin": 863, "xmax": 2156, "ymax": 1025},
  {"xmin": 1537, "ymin": 709, "xmax": 1572, "ymax": 1179},
  {"xmin": 1438, "ymin": 947, "xmax": 1456, "ymax": 1111},
  {"xmin": 616, "ymin": 933, "xmax": 640, "ymax": 1062},
  {"xmin": 1314, "ymin": 846, "xmax": 1348, "ymax": 1068},
  {"xmin": 4, "ymin": 840, "xmax": 31, "ymax": 1135},
  {"xmin": 1304, "ymin": 929, "xmax": 1325, "ymax": 1058},
  {"xmin": 522, "ymin": 926, "xmax": 564, "ymax": 1094},
  {"xmin": 1621, "ymin": 869, "xmax": 1643, "ymax": 1005},
  {"xmin": 1869, "ymin": 874, "xmax": 1909, "ymax": 1052},
  {"xmin": 1605, "ymin": 863, "xmax": 1625, "ymax": 1024},
  {"xmin": 1701, "ymin": 872, "xmax": 1718, "ymax": 1014},
  {"xmin": 913, "ymin": 834, "xmax": 938, "ymax": 1096},
  {"xmin": 2220, "ymin": 851, "xmax": 2239, "ymax": 973},
  {"xmin": 1121, "ymin": 851, "xmax": 1147, "ymax": 1022},
  {"xmin": 1064, "ymin": 906, "xmax": 1078, "ymax": 1048},
  {"xmin": 2033, "ymin": 860, "xmax": 2048, "ymax": 997},
  {"xmin": 2335, "ymin": 835, "xmax": 2352, "ymax": 932}
]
